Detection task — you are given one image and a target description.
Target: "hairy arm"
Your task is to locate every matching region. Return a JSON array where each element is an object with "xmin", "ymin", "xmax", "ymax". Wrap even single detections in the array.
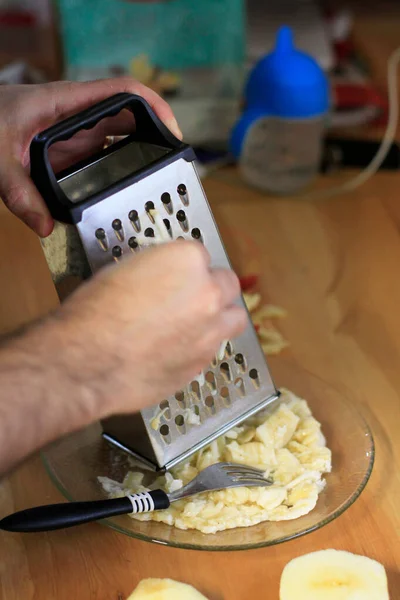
[
  {"xmin": 0, "ymin": 318, "xmax": 98, "ymax": 476},
  {"xmin": 0, "ymin": 242, "xmax": 246, "ymax": 478}
]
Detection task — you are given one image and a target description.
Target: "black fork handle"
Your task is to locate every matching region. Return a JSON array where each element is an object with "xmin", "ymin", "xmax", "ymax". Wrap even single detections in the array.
[{"xmin": 0, "ymin": 490, "xmax": 170, "ymax": 532}]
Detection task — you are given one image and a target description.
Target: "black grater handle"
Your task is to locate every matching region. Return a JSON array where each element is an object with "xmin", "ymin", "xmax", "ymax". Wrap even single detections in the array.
[
  {"xmin": 0, "ymin": 490, "xmax": 170, "ymax": 532},
  {"xmin": 29, "ymin": 93, "xmax": 186, "ymax": 225}
]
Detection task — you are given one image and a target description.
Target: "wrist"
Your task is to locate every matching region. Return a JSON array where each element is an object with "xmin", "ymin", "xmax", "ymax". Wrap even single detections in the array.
[
  {"xmin": 47, "ymin": 296, "xmax": 152, "ymax": 420},
  {"xmin": 6, "ymin": 315, "xmax": 100, "ymax": 436}
]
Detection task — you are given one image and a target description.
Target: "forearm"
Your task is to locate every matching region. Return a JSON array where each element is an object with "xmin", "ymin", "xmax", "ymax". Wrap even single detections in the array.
[
  {"xmin": 0, "ymin": 241, "xmax": 245, "ymax": 477},
  {"xmin": 0, "ymin": 318, "xmax": 99, "ymax": 477}
]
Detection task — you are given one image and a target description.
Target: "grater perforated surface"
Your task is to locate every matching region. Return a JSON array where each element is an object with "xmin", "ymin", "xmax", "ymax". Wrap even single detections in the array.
[{"xmin": 63, "ymin": 156, "xmax": 278, "ymax": 470}]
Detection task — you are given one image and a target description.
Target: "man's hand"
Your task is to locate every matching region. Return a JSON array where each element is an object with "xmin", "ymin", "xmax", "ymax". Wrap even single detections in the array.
[
  {"xmin": 53, "ymin": 241, "xmax": 246, "ymax": 417},
  {"xmin": 0, "ymin": 79, "xmax": 181, "ymax": 237},
  {"xmin": 0, "ymin": 242, "xmax": 246, "ymax": 475}
]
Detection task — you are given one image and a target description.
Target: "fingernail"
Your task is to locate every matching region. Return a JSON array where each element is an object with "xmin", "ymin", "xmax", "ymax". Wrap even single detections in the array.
[{"xmin": 167, "ymin": 117, "xmax": 183, "ymax": 140}]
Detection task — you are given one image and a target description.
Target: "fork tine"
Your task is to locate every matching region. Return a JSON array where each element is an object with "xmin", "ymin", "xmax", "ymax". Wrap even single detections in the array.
[
  {"xmin": 225, "ymin": 466, "xmax": 265, "ymax": 474},
  {"xmin": 231, "ymin": 473, "xmax": 269, "ymax": 482},
  {"xmin": 218, "ymin": 463, "xmax": 266, "ymax": 475},
  {"xmin": 231, "ymin": 478, "xmax": 272, "ymax": 487},
  {"xmin": 168, "ymin": 462, "xmax": 274, "ymax": 502},
  {"xmin": 223, "ymin": 462, "xmax": 265, "ymax": 471},
  {"xmin": 224, "ymin": 467, "xmax": 267, "ymax": 477},
  {"xmin": 227, "ymin": 469, "xmax": 274, "ymax": 484}
]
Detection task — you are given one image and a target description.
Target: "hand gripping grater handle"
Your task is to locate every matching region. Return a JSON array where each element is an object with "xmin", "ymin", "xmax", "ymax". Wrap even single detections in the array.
[
  {"xmin": 29, "ymin": 93, "xmax": 190, "ymax": 225},
  {"xmin": 30, "ymin": 93, "xmax": 279, "ymax": 471}
]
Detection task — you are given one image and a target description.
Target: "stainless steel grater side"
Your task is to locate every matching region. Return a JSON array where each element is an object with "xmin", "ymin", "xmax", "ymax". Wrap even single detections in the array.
[{"xmin": 30, "ymin": 93, "xmax": 279, "ymax": 471}]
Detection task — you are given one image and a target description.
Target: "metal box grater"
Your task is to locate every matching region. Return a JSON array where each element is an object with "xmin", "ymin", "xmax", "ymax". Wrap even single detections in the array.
[{"xmin": 30, "ymin": 93, "xmax": 279, "ymax": 471}]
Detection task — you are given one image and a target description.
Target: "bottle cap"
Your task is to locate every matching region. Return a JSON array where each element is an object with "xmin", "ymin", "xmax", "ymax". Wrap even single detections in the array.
[{"xmin": 245, "ymin": 26, "xmax": 330, "ymax": 118}]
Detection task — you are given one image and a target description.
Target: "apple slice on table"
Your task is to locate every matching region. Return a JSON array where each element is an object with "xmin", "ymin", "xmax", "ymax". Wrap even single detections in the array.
[
  {"xmin": 280, "ymin": 549, "xmax": 389, "ymax": 600},
  {"xmin": 128, "ymin": 578, "xmax": 209, "ymax": 600}
]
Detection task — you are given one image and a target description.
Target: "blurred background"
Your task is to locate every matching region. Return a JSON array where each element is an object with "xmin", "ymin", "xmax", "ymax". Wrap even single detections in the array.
[{"xmin": 0, "ymin": 0, "xmax": 398, "ymax": 192}]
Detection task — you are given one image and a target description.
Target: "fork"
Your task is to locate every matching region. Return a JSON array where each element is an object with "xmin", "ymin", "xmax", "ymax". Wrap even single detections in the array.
[{"xmin": 0, "ymin": 463, "xmax": 273, "ymax": 533}]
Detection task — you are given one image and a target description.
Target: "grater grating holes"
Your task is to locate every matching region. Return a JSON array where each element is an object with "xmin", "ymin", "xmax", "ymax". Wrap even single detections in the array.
[
  {"xmin": 249, "ymin": 368, "xmax": 260, "ymax": 389},
  {"xmin": 175, "ymin": 391, "xmax": 186, "ymax": 408},
  {"xmin": 234, "ymin": 377, "xmax": 246, "ymax": 397},
  {"xmin": 190, "ymin": 380, "xmax": 201, "ymax": 401},
  {"xmin": 205, "ymin": 371, "xmax": 217, "ymax": 392},
  {"xmin": 90, "ymin": 182, "xmax": 262, "ymax": 442},
  {"xmin": 145, "ymin": 201, "xmax": 155, "ymax": 223},
  {"xmin": 234, "ymin": 353, "xmax": 246, "ymax": 372},
  {"xmin": 175, "ymin": 414, "xmax": 186, "ymax": 434},
  {"xmin": 112, "ymin": 219, "xmax": 124, "ymax": 241},
  {"xmin": 112, "ymin": 246, "xmax": 122, "ymax": 260},
  {"xmin": 159, "ymin": 424, "xmax": 171, "ymax": 443},
  {"xmin": 129, "ymin": 210, "xmax": 141, "ymax": 232},
  {"xmin": 176, "ymin": 210, "xmax": 189, "ymax": 232},
  {"xmin": 220, "ymin": 362, "xmax": 232, "ymax": 382},
  {"xmin": 225, "ymin": 341, "xmax": 234, "ymax": 357},
  {"xmin": 220, "ymin": 386, "xmax": 231, "ymax": 406},
  {"xmin": 128, "ymin": 236, "xmax": 139, "ymax": 251},
  {"xmin": 204, "ymin": 395, "xmax": 216, "ymax": 414},
  {"xmin": 159, "ymin": 400, "xmax": 171, "ymax": 419},
  {"xmin": 191, "ymin": 227, "xmax": 202, "ymax": 242},
  {"xmin": 161, "ymin": 192, "xmax": 173, "ymax": 214},
  {"xmin": 177, "ymin": 183, "xmax": 189, "ymax": 206},
  {"xmin": 175, "ymin": 414, "xmax": 184, "ymax": 426},
  {"xmin": 95, "ymin": 228, "xmax": 108, "ymax": 251},
  {"xmin": 80, "ymin": 159, "xmax": 279, "ymax": 466}
]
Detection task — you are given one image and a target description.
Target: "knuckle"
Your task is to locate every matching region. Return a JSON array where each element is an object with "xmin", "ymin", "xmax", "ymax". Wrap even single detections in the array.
[
  {"xmin": 96, "ymin": 76, "xmax": 147, "ymax": 96},
  {"xmin": 197, "ymin": 333, "xmax": 219, "ymax": 362},
  {"xmin": 237, "ymin": 307, "xmax": 248, "ymax": 331},
  {"xmin": 182, "ymin": 239, "xmax": 207, "ymax": 265},
  {"xmin": 2, "ymin": 182, "xmax": 26, "ymax": 215},
  {"xmin": 112, "ymin": 75, "xmax": 138, "ymax": 87},
  {"xmin": 230, "ymin": 270, "xmax": 241, "ymax": 294},
  {"xmin": 223, "ymin": 269, "xmax": 240, "ymax": 299},
  {"xmin": 203, "ymin": 280, "xmax": 223, "ymax": 316},
  {"xmin": 229, "ymin": 308, "xmax": 248, "ymax": 336},
  {"xmin": 163, "ymin": 240, "xmax": 207, "ymax": 274}
]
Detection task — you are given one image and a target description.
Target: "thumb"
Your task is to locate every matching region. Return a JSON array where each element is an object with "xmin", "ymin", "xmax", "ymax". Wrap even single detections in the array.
[{"xmin": 0, "ymin": 158, "xmax": 53, "ymax": 237}]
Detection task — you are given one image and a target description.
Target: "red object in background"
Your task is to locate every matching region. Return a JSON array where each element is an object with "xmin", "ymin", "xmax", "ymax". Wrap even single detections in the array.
[
  {"xmin": 325, "ymin": 7, "xmax": 389, "ymax": 128},
  {"xmin": 324, "ymin": 6, "xmax": 354, "ymax": 65},
  {"xmin": 334, "ymin": 82, "xmax": 389, "ymax": 126},
  {"xmin": 334, "ymin": 39, "xmax": 354, "ymax": 64},
  {"xmin": 239, "ymin": 274, "xmax": 259, "ymax": 292},
  {"xmin": 0, "ymin": 11, "xmax": 36, "ymax": 27}
]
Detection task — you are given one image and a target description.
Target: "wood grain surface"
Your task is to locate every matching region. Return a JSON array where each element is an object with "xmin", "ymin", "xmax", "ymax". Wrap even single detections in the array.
[{"xmin": 1, "ymin": 166, "xmax": 400, "ymax": 598}]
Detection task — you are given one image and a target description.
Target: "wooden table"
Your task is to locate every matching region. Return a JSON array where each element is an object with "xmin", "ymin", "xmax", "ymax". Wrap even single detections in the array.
[
  {"xmin": 1, "ymin": 11, "xmax": 400, "ymax": 599},
  {"xmin": 1, "ymin": 166, "xmax": 400, "ymax": 598}
]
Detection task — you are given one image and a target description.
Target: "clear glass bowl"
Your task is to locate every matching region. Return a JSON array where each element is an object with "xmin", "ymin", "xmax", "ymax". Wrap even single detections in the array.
[{"xmin": 42, "ymin": 360, "xmax": 374, "ymax": 550}]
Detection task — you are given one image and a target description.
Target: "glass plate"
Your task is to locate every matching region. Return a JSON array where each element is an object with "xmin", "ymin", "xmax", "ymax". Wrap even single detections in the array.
[{"xmin": 42, "ymin": 360, "xmax": 374, "ymax": 550}]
